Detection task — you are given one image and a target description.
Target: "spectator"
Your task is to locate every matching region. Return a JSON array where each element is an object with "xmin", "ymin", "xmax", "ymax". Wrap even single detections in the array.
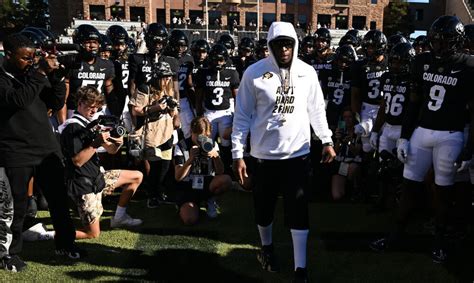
[{"xmin": 59, "ymin": 86, "xmax": 143, "ymax": 239}]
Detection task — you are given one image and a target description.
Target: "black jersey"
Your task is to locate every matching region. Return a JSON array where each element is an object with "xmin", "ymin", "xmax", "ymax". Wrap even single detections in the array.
[
  {"xmin": 195, "ymin": 67, "xmax": 240, "ymax": 111},
  {"xmin": 128, "ymin": 53, "xmax": 179, "ymax": 88},
  {"xmin": 380, "ymin": 72, "xmax": 410, "ymax": 126},
  {"xmin": 351, "ymin": 57, "xmax": 389, "ymax": 105},
  {"xmin": 113, "ymin": 57, "xmax": 129, "ymax": 91},
  {"xmin": 414, "ymin": 53, "xmax": 474, "ymax": 131},
  {"xmin": 178, "ymin": 61, "xmax": 194, "ymax": 99},
  {"xmin": 66, "ymin": 57, "xmax": 115, "ymax": 110},
  {"xmin": 179, "ymin": 54, "xmax": 194, "ymax": 66},
  {"xmin": 319, "ymin": 66, "xmax": 352, "ymax": 127},
  {"xmin": 231, "ymin": 56, "xmax": 257, "ymax": 79}
]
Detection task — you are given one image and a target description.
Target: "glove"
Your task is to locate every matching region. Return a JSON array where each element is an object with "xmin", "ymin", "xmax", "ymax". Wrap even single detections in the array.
[
  {"xmin": 455, "ymin": 147, "xmax": 473, "ymax": 173},
  {"xmin": 396, "ymin": 138, "xmax": 409, "ymax": 163},
  {"xmin": 354, "ymin": 124, "xmax": 366, "ymax": 136},
  {"xmin": 369, "ymin": 132, "xmax": 379, "ymax": 150}
]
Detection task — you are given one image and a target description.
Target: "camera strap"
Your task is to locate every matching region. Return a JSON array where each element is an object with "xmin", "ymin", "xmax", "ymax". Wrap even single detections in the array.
[{"xmin": 57, "ymin": 112, "xmax": 89, "ymax": 133}]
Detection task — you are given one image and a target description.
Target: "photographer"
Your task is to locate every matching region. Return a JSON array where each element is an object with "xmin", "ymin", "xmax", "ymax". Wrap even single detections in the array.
[
  {"xmin": 174, "ymin": 117, "xmax": 232, "ymax": 224},
  {"xmin": 0, "ymin": 34, "xmax": 78, "ymax": 272},
  {"xmin": 129, "ymin": 61, "xmax": 179, "ymax": 208},
  {"xmin": 331, "ymin": 107, "xmax": 362, "ymax": 201},
  {"xmin": 59, "ymin": 86, "xmax": 143, "ymax": 239}
]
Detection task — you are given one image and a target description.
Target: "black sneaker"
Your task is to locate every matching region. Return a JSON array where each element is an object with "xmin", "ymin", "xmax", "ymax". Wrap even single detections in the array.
[
  {"xmin": 369, "ymin": 238, "xmax": 388, "ymax": 252},
  {"xmin": 257, "ymin": 244, "xmax": 279, "ymax": 272},
  {"xmin": 293, "ymin": 267, "xmax": 309, "ymax": 283},
  {"xmin": 157, "ymin": 192, "xmax": 175, "ymax": 205},
  {"xmin": 55, "ymin": 245, "xmax": 87, "ymax": 259},
  {"xmin": 432, "ymin": 248, "xmax": 447, "ymax": 264},
  {"xmin": 147, "ymin": 197, "xmax": 160, "ymax": 208},
  {"xmin": 1, "ymin": 255, "xmax": 27, "ymax": 272}
]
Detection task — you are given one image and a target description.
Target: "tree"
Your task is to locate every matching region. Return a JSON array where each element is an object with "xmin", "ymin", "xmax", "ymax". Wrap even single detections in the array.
[
  {"xmin": 0, "ymin": 0, "xmax": 29, "ymax": 33},
  {"xmin": 383, "ymin": 0, "xmax": 415, "ymax": 37},
  {"xmin": 27, "ymin": 0, "xmax": 51, "ymax": 29}
]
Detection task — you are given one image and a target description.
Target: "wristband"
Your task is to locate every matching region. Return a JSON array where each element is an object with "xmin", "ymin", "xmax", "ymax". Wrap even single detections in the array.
[{"xmin": 323, "ymin": 142, "xmax": 334, "ymax": 147}]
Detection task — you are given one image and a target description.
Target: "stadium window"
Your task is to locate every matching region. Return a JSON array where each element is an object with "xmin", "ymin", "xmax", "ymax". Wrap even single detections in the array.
[
  {"xmin": 281, "ymin": 14, "xmax": 295, "ymax": 24},
  {"xmin": 130, "ymin": 6, "xmax": 145, "ymax": 22},
  {"xmin": 263, "ymin": 13, "xmax": 276, "ymax": 29},
  {"xmin": 89, "ymin": 5, "xmax": 105, "ymax": 20},
  {"xmin": 282, "ymin": 0, "xmax": 295, "ymax": 3},
  {"xmin": 370, "ymin": 21, "xmax": 376, "ymax": 30},
  {"xmin": 415, "ymin": 9, "xmax": 424, "ymax": 21},
  {"xmin": 263, "ymin": 0, "xmax": 276, "ymax": 2},
  {"xmin": 371, "ymin": 0, "xmax": 377, "ymax": 3},
  {"xmin": 317, "ymin": 14, "xmax": 331, "ymax": 28},
  {"xmin": 352, "ymin": 16, "xmax": 366, "ymax": 30},
  {"xmin": 335, "ymin": 0, "xmax": 349, "ymax": 4},
  {"xmin": 299, "ymin": 0, "xmax": 308, "ymax": 3}
]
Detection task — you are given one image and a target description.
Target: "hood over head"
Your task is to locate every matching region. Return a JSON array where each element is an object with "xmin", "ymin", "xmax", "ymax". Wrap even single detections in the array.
[{"xmin": 267, "ymin": 22, "xmax": 299, "ymax": 69}]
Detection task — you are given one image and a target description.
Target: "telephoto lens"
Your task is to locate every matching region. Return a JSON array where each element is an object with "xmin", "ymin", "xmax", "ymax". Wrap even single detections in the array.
[{"xmin": 197, "ymin": 135, "xmax": 214, "ymax": 153}]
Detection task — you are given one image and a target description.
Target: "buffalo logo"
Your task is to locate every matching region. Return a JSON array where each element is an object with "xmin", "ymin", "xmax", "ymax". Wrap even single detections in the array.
[
  {"xmin": 262, "ymin": 72, "xmax": 273, "ymax": 79},
  {"xmin": 423, "ymin": 64, "xmax": 429, "ymax": 71},
  {"xmin": 206, "ymin": 75, "xmax": 211, "ymax": 80}
]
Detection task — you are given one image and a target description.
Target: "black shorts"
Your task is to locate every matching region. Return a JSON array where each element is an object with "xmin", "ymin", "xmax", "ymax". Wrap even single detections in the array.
[
  {"xmin": 252, "ymin": 154, "xmax": 310, "ymax": 230},
  {"xmin": 175, "ymin": 176, "xmax": 213, "ymax": 208}
]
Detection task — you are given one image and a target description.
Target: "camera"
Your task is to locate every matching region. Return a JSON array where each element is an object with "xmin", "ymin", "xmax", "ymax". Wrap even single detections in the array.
[
  {"xmin": 86, "ymin": 115, "xmax": 126, "ymax": 140},
  {"xmin": 157, "ymin": 95, "xmax": 179, "ymax": 110},
  {"xmin": 197, "ymin": 135, "xmax": 214, "ymax": 153}
]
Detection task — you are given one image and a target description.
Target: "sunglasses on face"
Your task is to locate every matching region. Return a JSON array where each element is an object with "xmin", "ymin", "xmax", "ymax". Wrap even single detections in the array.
[{"xmin": 270, "ymin": 39, "xmax": 295, "ymax": 49}]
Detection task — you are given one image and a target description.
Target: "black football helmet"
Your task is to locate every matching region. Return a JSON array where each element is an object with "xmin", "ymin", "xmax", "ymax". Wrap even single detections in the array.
[
  {"xmin": 463, "ymin": 24, "xmax": 474, "ymax": 54},
  {"xmin": 238, "ymin": 37, "xmax": 255, "ymax": 55},
  {"xmin": 339, "ymin": 34, "xmax": 358, "ymax": 47},
  {"xmin": 314, "ymin": 28, "xmax": 331, "ymax": 52},
  {"xmin": 362, "ymin": 30, "xmax": 387, "ymax": 59},
  {"xmin": 99, "ymin": 34, "xmax": 113, "ymax": 52},
  {"xmin": 389, "ymin": 42, "xmax": 415, "ymax": 74},
  {"xmin": 167, "ymin": 29, "xmax": 189, "ymax": 58},
  {"xmin": 256, "ymin": 38, "xmax": 269, "ymax": 60},
  {"xmin": 412, "ymin": 35, "xmax": 429, "ymax": 54},
  {"xmin": 428, "ymin": 15, "xmax": 464, "ymax": 59},
  {"xmin": 145, "ymin": 23, "xmax": 168, "ymax": 54},
  {"xmin": 217, "ymin": 34, "xmax": 235, "ymax": 56},
  {"xmin": 387, "ymin": 34, "xmax": 408, "ymax": 51},
  {"xmin": 126, "ymin": 37, "xmax": 136, "ymax": 55},
  {"xmin": 73, "ymin": 24, "xmax": 101, "ymax": 59},
  {"xmin": 191, "ymin": 39, "xmax": 210, "ymax": 63},
  {"xmin": 208, "ymin": 44, "xmax": 229, "ymax": 70},
  {"xmin": 301, "ymin": 35, "xmax": 315, "ymax": 56},
  {"xmin": 334, "ymin": 45, "xmax": 357, "ymax": 71},
  {"xmin": 346, "ymin": 29, "xmax": 361, "ymax": 47},
  {"xmin": 73, "ymin": 24, "xmax": 101, "ymax": 45},
  {"xmin": 106, "ymin": 25, "xmax": 129, "ymax": 45}
]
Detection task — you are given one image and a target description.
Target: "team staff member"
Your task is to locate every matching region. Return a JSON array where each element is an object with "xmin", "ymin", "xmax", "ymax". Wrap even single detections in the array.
[
  {"xmin": 0, "ymin": 34, "xmax": 79, "ymax": 272},
  {"xmin": 232, "ymin": 22, "xmax": 335, "ymax": 282}
]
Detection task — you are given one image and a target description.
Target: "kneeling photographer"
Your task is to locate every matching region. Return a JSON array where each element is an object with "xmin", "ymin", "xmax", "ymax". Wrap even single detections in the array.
[
  {"xmin": 59, "ymin": 86, "xmax": 143, "ymax": 239},
  {"xmin": 129, "ymin": 61, "xmax": 179, "ymax": 208},
  {"xmin": 174, "ymin": 117, "xmax": 232, "ymax": 225}
]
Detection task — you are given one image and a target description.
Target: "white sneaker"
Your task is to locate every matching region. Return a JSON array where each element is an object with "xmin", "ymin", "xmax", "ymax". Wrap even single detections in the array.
[
  {"xmin": 22, "ymin": 223, "xmax": 54, "ymax": 241},
  {"xmin": 110, "ymin": 213, "xmax": 143, "ymax": 228},
  {"xmin": 206, "ymin": 199, "xmax": 219, "ymax": 219}
]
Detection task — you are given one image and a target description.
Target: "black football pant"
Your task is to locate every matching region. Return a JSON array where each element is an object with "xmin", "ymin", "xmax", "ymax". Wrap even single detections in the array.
[
  {"xmin": 148, "ymin": 159, "xmax": 171, "ymax": 198},
  {"xmin": 6, "ymin": 153, "xmax": 76, "ymax": 256},
  {"xmin": 252, "ymin": 155, "xmax": 310, "ymax": 230}
]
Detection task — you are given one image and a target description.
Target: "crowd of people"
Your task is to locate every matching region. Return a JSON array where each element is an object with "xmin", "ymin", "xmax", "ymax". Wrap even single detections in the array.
[{"xmin": 0, "ymin": 15, "xmax": 473, "ymax": 282}]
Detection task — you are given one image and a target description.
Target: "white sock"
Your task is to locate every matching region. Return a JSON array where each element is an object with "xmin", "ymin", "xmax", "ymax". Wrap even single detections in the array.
[
  {"xmin": 291, "ymin": 229, "xmax": 309, "ymax": 270},
  {"xmin": 114, "ymin": 205, "xmax": 126, "ymax": 219},
  {"xmin": 257, "ymin": 223, "xmax": 273, "ymax": 246}
]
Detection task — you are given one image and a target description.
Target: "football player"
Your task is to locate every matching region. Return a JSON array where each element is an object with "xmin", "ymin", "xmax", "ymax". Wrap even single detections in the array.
[
  {"xmin": 311, "ymin": 28, "xmax": 335, "ymax": 74},
  {"xmin": 232, "ymin": 37, "xmax": 257, "ymax": 79},
  {"xmin": 61, "ymin": 24, "xmax": 115, "ymax": 123},
  {"xmin": 371, "ymin": 16, "xmax": 474, "ymax": 264},
  {"xmin": 299, "ymin": 35, "xmax": 316, "ymax": 64}
]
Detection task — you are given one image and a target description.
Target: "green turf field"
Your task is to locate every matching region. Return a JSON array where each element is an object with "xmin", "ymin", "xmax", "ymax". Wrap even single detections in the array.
[{"xmin": 0, "ymin": 190, "xmax": 471, "ymax": 282}]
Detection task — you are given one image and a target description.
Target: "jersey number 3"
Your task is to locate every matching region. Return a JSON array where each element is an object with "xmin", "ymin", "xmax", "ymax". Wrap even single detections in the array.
[{"xmin": 212, "ymin": 87, "xmax": 224, "ymax": 105}]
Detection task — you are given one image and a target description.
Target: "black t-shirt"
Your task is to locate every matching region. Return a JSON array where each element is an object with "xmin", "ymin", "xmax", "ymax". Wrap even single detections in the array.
[
  {"xmin": 194, "ymin": 67, "xmax": 240, "ymax": 111},
  {"xmin": 66, "ymin": 58, "xmax": 115, "ymax": 110},
  {"xmin": 414, "ymin": 52, "xmax": 474, "ymax": 131},
  {"xmin": 319, "ymin": 65, "xmax": 352, "ymax": 127},
  {"xmin": 231, "ymin": 55, "xmax": 257, "ymax": 79},
  {"xmin": 128, "ymin": 53, "xmax": 179, "ymax": 88},
  {"xmin": 60, "ymin": 115, "xmax": 101, "ymax": 180},
  {"xmin": 351, "ymin": 57, "xmax": 389, "ymax": 105},
  {"xmin": 380, "ymin": 72, "xmax": 410, "ymax": 126}
]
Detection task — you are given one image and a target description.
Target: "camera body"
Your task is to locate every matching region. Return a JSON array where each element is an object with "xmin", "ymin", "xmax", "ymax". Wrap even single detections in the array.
[
  {"xmin": 197, "ymin": 135, "xmax": 214, "ymax": 153},
  {"xmin": 85, "ymin": 115, "xmax": 126, "ymax": 141},
  {"xmin": 157, "ymin": 95, "xmax": 179, "ymax": 110}
]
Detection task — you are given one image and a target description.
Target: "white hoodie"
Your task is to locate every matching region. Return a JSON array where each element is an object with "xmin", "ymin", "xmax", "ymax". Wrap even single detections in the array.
[{"xmin": 231, "ymin": 22, "xmax": 332, "ymax": 160}]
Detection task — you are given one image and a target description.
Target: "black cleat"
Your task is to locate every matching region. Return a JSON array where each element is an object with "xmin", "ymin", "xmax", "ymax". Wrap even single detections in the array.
[
  {"xmin": 369, "ymin": 238, "xmax": 388, "ymax": 252},
  {"xmin": 56, "ymin": 245, "xmax": 87, "ymax": 259},
  {"xmin": 257, "ymin": 244, "xmax": 279, "ymax": 272},
  {"xmin": 1, "ymin": 255, "xmax": 27, "ymax": 272},
  {"xmin": 293, "ymin": 267, "xmax": 309, "ymax": 283},
  {"xmin": 431, "ymin": 248, "xmax": 447, "ymax": 264}
]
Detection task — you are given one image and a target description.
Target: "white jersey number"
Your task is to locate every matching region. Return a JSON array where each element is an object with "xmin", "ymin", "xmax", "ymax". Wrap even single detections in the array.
[
  {"xmin": 384, "ymin": 93, "xmax": 405, "ymax": 116},
  {"xmin": 81, "ymin": 80, "xmax": 104, "ymax": 92},
  {"xmin": 122, "ymin": 70, "xmax": 129, "ymax": 89},
  {"xmin": 212, "ymin": 87, "xmax": 224, "ymax": 106},
  {"xmin": 367, "ymin": 79, "xmax": 381, "ymax": 99},
  {"xmin": 332, "ymin": 88, "xmax": 344, "ymax": 105},
  {"xmin": 178, "ymin": 73, "xmax": 187, "ymax": 91},
  {"xmin": 427, "ymin": 85, "xmax": 446, "ymax": 111}
]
